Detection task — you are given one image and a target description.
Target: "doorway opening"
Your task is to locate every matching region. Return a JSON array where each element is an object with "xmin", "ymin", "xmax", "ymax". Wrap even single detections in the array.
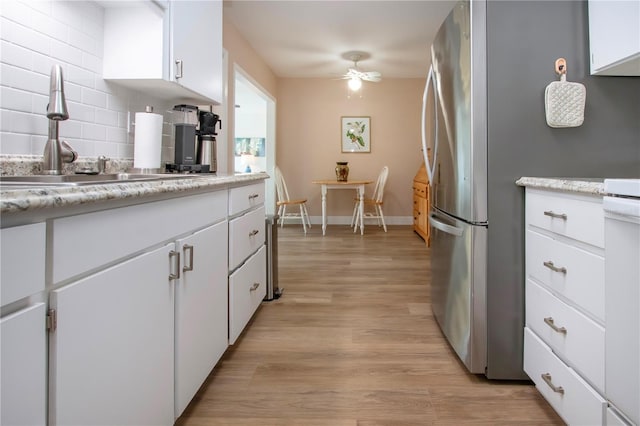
[{"xmin": 233, "ymin": 67, "xmax": 276, "ymax": 215}]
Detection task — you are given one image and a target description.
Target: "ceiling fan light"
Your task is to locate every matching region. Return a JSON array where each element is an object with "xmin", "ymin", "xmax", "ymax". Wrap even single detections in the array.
[{"xmin": 348, "ymin": 77, "xmax": 362, "ymax": 91}]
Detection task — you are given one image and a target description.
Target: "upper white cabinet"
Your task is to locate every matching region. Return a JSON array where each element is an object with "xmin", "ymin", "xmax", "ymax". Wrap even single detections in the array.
[
  {"xmin": 103, "ymin": 0, "xmax": 222, "ymax": 104},
  {"xmin": 588, "ymin": 0, "xmax": 640, "ymax": 76}
]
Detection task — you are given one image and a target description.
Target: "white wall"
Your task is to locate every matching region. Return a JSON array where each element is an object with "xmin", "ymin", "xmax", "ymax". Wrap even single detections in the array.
[{"xmin": 0, "ymin": 0, "xmax": 173, "ymax": 160}]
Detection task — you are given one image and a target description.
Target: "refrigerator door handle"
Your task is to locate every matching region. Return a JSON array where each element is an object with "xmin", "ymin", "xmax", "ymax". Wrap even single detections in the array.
[
  {"xmin": 430, "ymin": 214, "xmax": 463, "ymax": 237},
  {"xmin": 421, "ymin": 66, "xmax": 438, "ymax": 184}
]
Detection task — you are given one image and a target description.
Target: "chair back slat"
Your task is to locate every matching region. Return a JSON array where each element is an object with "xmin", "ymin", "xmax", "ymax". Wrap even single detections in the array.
[
  {"xmin": 372, "ymin": 166, "xmax": 389, "ymax": 203},
  {"xmin": 274, "ymin": 166, "xmax": 291, "ymax": 203}
]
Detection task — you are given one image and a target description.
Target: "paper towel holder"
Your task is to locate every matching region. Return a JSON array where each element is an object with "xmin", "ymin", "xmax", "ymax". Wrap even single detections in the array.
[{"xmin": 127, "ymin": 105, "xmax": 165, "ymax": 174}]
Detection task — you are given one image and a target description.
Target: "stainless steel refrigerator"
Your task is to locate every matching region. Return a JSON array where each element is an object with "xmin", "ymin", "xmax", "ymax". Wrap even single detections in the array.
[
  {"xmin": 421, "ymin": 0, "xmax": 492, "ymax": 377},
  {"xmin": 421, "ymin": 0, "xmax": 640, "ymax": 380}
]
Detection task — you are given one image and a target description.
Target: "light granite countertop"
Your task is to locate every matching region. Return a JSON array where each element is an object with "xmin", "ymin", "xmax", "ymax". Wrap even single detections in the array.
[
  {"xmin": 1, "ymin": 172, "xmax": 268, "ymax": 217},
  {"xmin": 516, "ymin": 177, "xmax": 605, "ymax": 195}
]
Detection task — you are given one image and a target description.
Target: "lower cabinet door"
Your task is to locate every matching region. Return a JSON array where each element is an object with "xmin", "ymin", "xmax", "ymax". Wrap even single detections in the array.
[
  {"xmin": 49, "ymin": 244, "xmax": 174, "ymax": 426},
  {"xmin": 1, "ymin": 303, "xmax": 47, "ymax": 426},
  {"xmin": 524, "ymin": 328, "xmax": 606, "ymax": 425},
  {"xmin": 229, "ymin": 245, "xmax": 267, "ymax": 344},
  {"xmin": 174, "ymin": 222, "xmax": 228, "ymax": 417}
]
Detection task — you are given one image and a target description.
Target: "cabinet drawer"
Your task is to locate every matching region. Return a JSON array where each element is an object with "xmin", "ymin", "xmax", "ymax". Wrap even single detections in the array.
[
  {"xmin": 229, "ymin": 182, "xmax": 265, "ymax": 216},
  {"xmin": 524, "ymin": 328, "xmax": 606, "ymax": 426},
  {"xmin": 526, "ymin": 279, "xmax": 604, "ymax": 392},
  {"xmin": 526, "ymin": 230, "xmax": 604, "ymax": 321},
  {"xmin": 52, "ymin": 191, "xmax": 226, "ymax": 284},
  {"xmin": 229, "ymin": 206, "xmax": 265, "ymax": 270},
  {"xmin": 526, "ymin": 189, "xmax": 604, "ymax": 248},
  {"xmin": 229, "ymin": 245, "xmax": 266, "ymax": 344},
  {"xmin": 413, "ymin": 184, "xmax": 427, "ymax": 198},
  {"xmin": 1, "ymin": 223, "xmax": 45, "ymax": 305}
]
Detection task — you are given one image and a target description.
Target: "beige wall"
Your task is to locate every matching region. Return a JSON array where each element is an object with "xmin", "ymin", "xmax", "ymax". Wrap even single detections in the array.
[
  {"xmin": 222, "ymin": 16, "xmax": 277, "ymax": 173},
  {"xmin": 276, "ymin": 78, "xmax": 426, "ymax": 223},
  {"xmin": 223, "ymin": 16, "xmax": 425, "ymax": 223}
]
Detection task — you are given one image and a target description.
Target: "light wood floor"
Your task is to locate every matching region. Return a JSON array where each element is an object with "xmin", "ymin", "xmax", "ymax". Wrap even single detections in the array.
[{"xmin": 177, "ymin": 225, "xmax": 562, "ymax": 426}]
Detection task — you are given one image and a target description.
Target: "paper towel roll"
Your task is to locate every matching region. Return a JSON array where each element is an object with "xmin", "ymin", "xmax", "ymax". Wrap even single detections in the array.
[{"xmin": 133, "ymin": 111, "xmax": 163, "ymax": 169}]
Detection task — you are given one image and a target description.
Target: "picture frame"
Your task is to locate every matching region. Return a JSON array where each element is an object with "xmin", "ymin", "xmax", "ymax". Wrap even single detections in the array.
[{"xmin": 341, "ymin": 116, "xmax": 371, "ymax": 153}]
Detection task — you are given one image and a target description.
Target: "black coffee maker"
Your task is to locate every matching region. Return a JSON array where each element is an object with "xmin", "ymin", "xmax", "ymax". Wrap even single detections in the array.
[
  {"xmin": 166, "ymin": 105, "xmax": 222, "ymax": 173},
  {"xmin": 197, "ymin": 110, "xmax": 221, "ymax": 173},
  {"xmin": 166, "ymin": 104, "xmax": 207, "ymax": 173}
]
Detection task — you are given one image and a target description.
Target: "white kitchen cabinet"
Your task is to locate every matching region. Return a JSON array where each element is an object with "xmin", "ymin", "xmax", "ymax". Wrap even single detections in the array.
[
  {"xmin": 49, "ymin": 244, "xmax": 175, "ymax": 426},
  {"xmin": 1, "ymin": 303, "xmax": 47, "ymax": 426},
  {"xmin": 228, "ymin": 182, "xmax": 266, "ymax": 344},
  {"xmin": 103, "ymin": 0, "xmax": 222, "ymax": 104},
  {"xmin": 174, "ymin": 221, "xmax": 228, "ymax": 418},
  {"xmin": 524, "ymin": 188, "xmax": 607, "ymax": 424},
  {"xmin": 588, "ymin": 0, "xmax": 640, "ymax": 76},
  {"xmin": 229, "ymin": 245, "xmax": 267, "ymax": 344},
  {"xmin": 0, "ymin": 222, "xmax": 45, "ymax": 306},
  {"xmin": 0, "ymin": 222, "xmax": 47, "ymax": 426}
]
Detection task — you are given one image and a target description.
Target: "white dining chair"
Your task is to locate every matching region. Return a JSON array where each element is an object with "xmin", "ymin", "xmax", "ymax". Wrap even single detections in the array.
[
  {"xmin": 274, "ymin": 166, "xmax": 311, "ymax": 233},
  {"xmin": 351, "ymin": 166, "xmax": 389, "ymax": 232}
]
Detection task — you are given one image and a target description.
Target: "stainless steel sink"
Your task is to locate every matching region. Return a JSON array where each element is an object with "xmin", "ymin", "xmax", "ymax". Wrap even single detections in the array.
[{"xmin": 0, "ymin": 173, "xmax": 208, "ymax": 188}]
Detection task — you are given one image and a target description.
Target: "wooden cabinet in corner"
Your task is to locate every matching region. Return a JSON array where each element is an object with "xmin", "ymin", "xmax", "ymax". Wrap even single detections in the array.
[
  {"xmin": 413, "ymin": 162, "xmax": 430, "ymax": 246},
  {"xmin": 102, "ymin": 0, "xmax": 223, "ymax": 104}
]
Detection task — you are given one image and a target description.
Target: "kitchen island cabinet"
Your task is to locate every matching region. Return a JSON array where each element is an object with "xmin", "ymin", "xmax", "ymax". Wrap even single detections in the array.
[{"xmin": 103, "ymin": 0, "xmax": 222, "ymax": 104}]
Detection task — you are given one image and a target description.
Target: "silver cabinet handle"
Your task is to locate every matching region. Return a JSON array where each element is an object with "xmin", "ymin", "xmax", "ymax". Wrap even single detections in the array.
[
  {"xmin": 248, "ymin": 193, "xmax": 259, "ymax": 200},
  {"xmin": 182, "ymin": 244, "xmax": 194, "ymax": 272},
  {"xmin": 169, "ymin": 250, "xmax": 181, "ymax": 281},
  {"xmin": 543, "ymin": 317, "xmax": 567, "ymax": 334},
  {"xmin": 175, "ymin": 59, "xmax": 183, "ymax": 79},
  {"xmin": 541, "ymin": 373, "xmax": 564, "ymax": 394},
  {"xmin": 250, "ymin": 282, "xmax": 260, "ymax": 291},
  {"xmin": 543, "ymin": 210, "xmax": 567, "ymax": 220},
  {"xmin": 543, "ymin": 261, "xmax": 567, "ymax": 274},
  {"xmin": 249, "ymin": 229, "xmax": 259, "ymax": 237}
]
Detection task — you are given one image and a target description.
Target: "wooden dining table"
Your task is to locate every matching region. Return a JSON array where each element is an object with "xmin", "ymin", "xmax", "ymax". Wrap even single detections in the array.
[{"xmin": 311, "ymin": 179, "xmax": 373, "ymax": 235}]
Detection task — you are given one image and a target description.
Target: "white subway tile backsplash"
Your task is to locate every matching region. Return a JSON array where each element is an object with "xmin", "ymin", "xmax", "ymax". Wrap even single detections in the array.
[
  {"xmin": 10, "ymin": 111, "xmax": 48, "ymax": 136},
  {"xmin": 81, "ymin": 87, "xmax": 107, "ymax": 108},
  {"xmin": 1, "ymin": 87, "xmax": 32, "ymax": 113},
  {"xmin": 1, "ymin": 0, "xmax": 172, "ymax": 159},
  {"xmin": 0, "ymin": 132, "xmax": 33, "ymax": 155},
  {"xmin": 67, "ymin": 101, "xmax": 95, "ymax": 123},
  {"xmin": 0, "ymin": 41, "xmax": 33, "ymax": 69},
  {"xmin": 49, "ymin": 39, "xmax": 83, "ymax": 70},
  {"xmin": 94, "ymin": 109, "xmax": 118, "ymax": 127},
  {"xmin": 0, "ymin": 17, "xmax": 51, "ymax": 57},
  {"xmin": 82, "ymin": 52, "xmax": 101, "ymax": 74},
  {"xmin": 107, "ymin": 126, "xmax": 127, "ymax": 144},
  {"xmin": 68, "ymin": 27, "xmax": 98, "ymax": 56},
  {"xmin": 0, "ymin": 64, "xmax": 49, "ymax": 95},
  {"xmin": 59, "ymin": 120, "xmax": 81, "ymax": 140},
  {"xmin": 81, "ymin": 122, "xmax": 106, "ymax": 141}
]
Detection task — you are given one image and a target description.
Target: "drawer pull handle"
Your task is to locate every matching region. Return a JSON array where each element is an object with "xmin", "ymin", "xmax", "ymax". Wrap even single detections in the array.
[
  {"xmin": 541, "ymin": 373, "xmax": 565, "ymax": 394},
  {"xmin": 249, "ymin": 229, "xmax": 259, "ymax": 237},
  {"xmin": 248, "ymin": 194, "xmax": 259, "ymax": 200},
  {"xmin": 182, "ymin": 244, "xmax": 194, "ymax": 272},
  {"xmin": 250, "ymin": 282, "xmax": 260, "ymax": 291},
  {"xmin": 169, "ymin": 250, "xmax": 181, "ymax": 281},
  {"xmin": 543, "ymin": 261, "xmax": 567, "ymax": 274},
  {"xmin": 543, "ymin": 317, "xmax": 567, "ymax": 334},
  {"xmin": 543, "ymin": 210, "xmax": 567, "ymax": 220}
]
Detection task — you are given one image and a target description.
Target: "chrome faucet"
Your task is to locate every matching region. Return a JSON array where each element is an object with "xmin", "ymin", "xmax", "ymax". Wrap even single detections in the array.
[{"xmin": 42, "ymin": 64, "xmax": 77, "ymax": 175}]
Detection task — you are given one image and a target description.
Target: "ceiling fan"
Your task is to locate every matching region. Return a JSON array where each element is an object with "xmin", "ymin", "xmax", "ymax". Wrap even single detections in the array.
[{"xmin": 342, "ymin": 53, "xmax": 382, "ymax": 91}]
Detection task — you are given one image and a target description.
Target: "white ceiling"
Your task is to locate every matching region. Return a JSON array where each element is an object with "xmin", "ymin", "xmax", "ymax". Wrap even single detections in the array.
[{"xmin": 223, "ymin": 0, "xmax": 458, "ymax": 80}]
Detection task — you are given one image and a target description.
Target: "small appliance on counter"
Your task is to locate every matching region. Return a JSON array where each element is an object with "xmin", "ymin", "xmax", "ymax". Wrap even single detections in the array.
[
  {"xmin": 165, "ymin": 104, "xmax": 220, "ymax": 174},
  {"xmin": 196, "ymin": 109, "xmax": 221, "ymax": 173}
]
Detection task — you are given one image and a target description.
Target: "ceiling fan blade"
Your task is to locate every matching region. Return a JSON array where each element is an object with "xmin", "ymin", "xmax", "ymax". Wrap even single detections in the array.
[{"xmin": 361, "ymin": 73, "xmax": 382, "ymax": 82}]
